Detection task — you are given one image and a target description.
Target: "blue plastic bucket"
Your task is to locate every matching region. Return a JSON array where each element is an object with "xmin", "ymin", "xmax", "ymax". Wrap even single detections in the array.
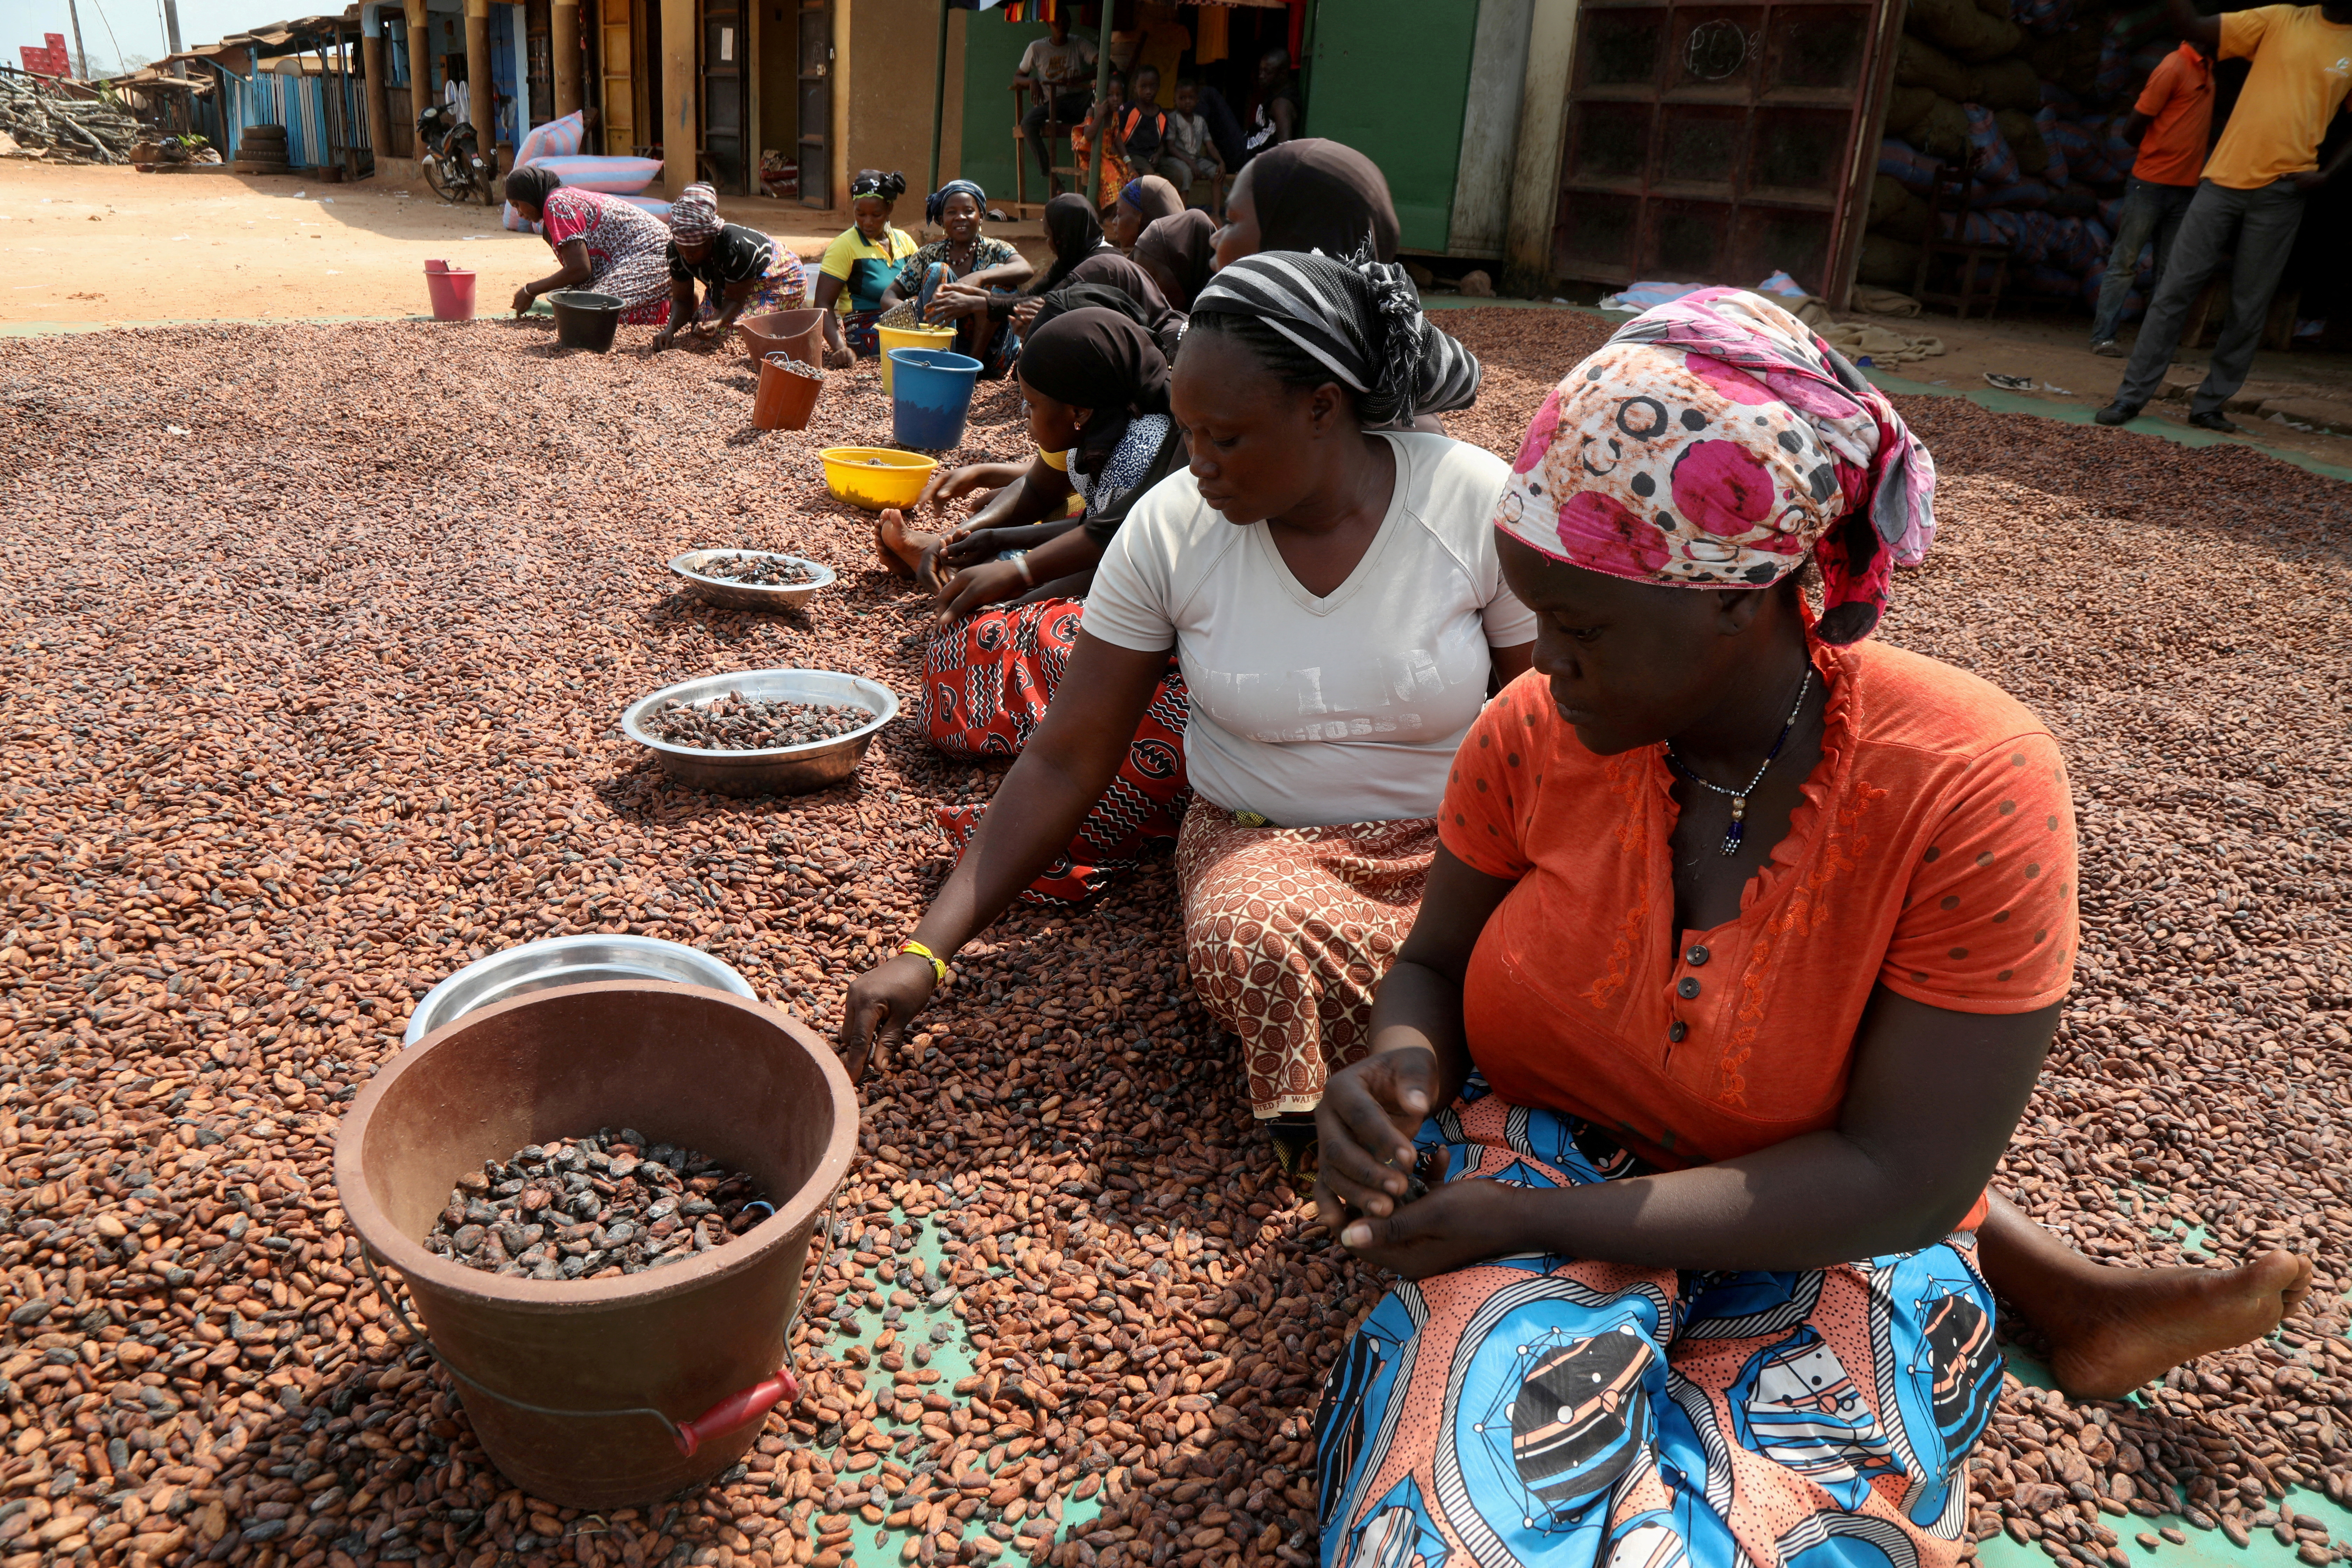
[{"xmin": 888, "ymin": 348, "xmax": 985, "ymax": 451}]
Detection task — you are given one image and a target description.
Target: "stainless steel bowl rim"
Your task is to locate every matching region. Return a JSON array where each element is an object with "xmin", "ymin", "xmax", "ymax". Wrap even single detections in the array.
[
  {"xmin": 665, "ymin": 550, "xmax": 838, "ymax": 595},
  {"xmin": 620, "ymin": 668, "xmax": 899, "ymax": 762},
  {"xmin": 401, "ymin": 934, "xmax": 756, "ymax": 1047}
]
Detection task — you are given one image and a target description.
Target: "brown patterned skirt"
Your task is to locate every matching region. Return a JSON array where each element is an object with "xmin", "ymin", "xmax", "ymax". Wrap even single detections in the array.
[{"xmin": 1174, "ymin": 799, "xmax": 1438, "ymax": 1119}]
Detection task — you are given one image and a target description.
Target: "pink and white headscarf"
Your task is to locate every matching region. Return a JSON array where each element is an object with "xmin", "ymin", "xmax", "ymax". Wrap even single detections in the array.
[{"xmin": 1492, "ymin": 288, "xmax": 1935, "ymax": 644}]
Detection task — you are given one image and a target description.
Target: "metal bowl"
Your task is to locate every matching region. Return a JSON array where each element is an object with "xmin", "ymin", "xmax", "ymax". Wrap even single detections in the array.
[
  {"xmin": 402, "ymin": 934, "xmax": 756, "ymax": 1048},
  {"xmin": 621, "ymin": 668, "xmax": 898, "ymax": 797},
  {"xmin": 666, "ymin": 550, "xmax": 836, "ymax": 612}
]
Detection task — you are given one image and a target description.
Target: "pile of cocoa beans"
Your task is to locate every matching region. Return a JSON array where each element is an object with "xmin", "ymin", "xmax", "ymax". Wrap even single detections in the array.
[{"xmin": 0, "ymin": 313, "xmax": 2344, "ymax": 1568}]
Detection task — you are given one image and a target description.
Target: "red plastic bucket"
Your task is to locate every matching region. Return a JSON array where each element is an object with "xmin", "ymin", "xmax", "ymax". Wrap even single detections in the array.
[{"xmin": 425, "ymin": 266, "xmax": 478, "ymax": 322}]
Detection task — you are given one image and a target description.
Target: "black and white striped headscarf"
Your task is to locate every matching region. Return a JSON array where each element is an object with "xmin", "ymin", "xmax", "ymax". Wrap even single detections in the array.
[{"xmin": 1189, "ymin": 248, "xmax": 1482, "ymax": 425}]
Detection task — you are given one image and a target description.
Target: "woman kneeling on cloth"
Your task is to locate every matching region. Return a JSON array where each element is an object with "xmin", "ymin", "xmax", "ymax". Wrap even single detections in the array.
[
  {"xmin": 841, "ymin": 247, "xmax": 1507, "ymax": 1055},
  {"xmin": 651, "ymin": 182, "xmax": 809, "ymax": 352},
  {"xmin": 504, "ymin": 167, "xmax": 675, "ymax": 326},
  {"xmin": 1306, "ymin": 290, "xmax": 2308, "ymax": 1568}
]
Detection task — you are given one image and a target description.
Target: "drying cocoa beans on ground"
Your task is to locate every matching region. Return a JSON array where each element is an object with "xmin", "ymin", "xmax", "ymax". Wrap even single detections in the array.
[
  {"xmin": 647, "ymin": 694, "xmax": 873, "ymax": 751},
  {"xmin": 425, "ymin": 1130, "xmax": 767, "ymax": 1278},
  {"xmin": 0, "ymin": 313, "xmax": 2347, "ymax": 1568}
]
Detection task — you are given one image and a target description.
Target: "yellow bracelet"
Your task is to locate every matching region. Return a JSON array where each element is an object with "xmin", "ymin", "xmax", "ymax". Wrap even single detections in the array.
[{"xmin": 898, "ymin": 940, "xmax": 950, "ymax": 986}]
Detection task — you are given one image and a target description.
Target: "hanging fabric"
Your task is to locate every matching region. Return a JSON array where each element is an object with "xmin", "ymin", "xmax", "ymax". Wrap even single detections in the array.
[{"xmin": 1194, "ymin": 2, "xmax": 1227, "ymax": 63}]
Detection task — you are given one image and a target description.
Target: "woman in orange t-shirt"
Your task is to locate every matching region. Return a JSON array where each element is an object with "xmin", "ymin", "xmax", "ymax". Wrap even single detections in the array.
[{"xmin": 1307, "ymin": 292, "xmax": 2298, "ymax": 1568}]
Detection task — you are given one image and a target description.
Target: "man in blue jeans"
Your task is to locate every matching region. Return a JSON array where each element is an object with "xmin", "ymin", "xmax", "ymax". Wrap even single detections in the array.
[
  {"xmin": 2095, "ymin": 0, "xmax": 2352, "ymax": 432},
  {"xmin": 2089, "ymin": 38, "xmax": 2213, "ymax": 354}
]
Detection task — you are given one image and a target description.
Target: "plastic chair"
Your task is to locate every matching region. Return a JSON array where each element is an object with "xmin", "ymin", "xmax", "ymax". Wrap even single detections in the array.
[
  {"xmin": 1011, "ymin": 82, "xmax": 1083, "ymax": 220},
  {"xmin": 1912, "ymin": 161, "xmax": 2008, "ymax": 320}
]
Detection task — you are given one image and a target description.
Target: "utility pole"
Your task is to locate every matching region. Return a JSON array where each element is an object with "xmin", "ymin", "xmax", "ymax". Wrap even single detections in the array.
[
  {"xmin": 161, "ymin": 0, "xmax": 186, "ymax": 77},
  {"xmin": 65, "ymin": 0, "xmax": 89, "ymax": 77}
]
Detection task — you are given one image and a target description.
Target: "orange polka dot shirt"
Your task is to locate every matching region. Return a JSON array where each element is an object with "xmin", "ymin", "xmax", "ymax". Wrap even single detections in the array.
[{"xmin": 1439, "ymin": 638, "xmax": 2079, "ymax": 1173}]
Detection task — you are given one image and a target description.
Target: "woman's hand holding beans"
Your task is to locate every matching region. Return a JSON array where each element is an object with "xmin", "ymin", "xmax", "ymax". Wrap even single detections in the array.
[
  {"xmin": 933, "ymin": 558, "xmax": 1030, "ymax": 625},
  {"xmin": 838, "ymin": 952, "xmax": 939, "ymax": 1082},
  {"xmin": 1330, "ymin": 1179, "xmax": 1533, "ymax": 1281},
  {"xmin": 926, "ymin": 282, "xmax": 990, "ymax": 324},
  {"xmin": 1312, "ymin": 1048, "xmax": 1436, "ymax": 1224},
  {"xmin": 1315, "ymin": 1048, "xmax": 1536, "ymax": 1278}
]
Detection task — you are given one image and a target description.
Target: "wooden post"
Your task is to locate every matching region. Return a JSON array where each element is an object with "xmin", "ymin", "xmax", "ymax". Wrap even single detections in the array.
[
  {"xmin": 552, "ymin": 0, "xmax": 581, "ymax": 116},
  {"xmin": 925, "ymin": 0, "xmax": 949, "ymax": 203},
  {"xmin": 362, "ymin": 31, "xmax": 394, "ymax": 164},
  {"xmin": 1500, "ymin": 0, "xmax": 1577, "ymax": 296},
  {"xmin": 1084, "ymin": 0, "xmax": 1113, "ymax": 209},
  {"xmin": 466, "ymin": 0, "xmax": 494, "ymax": 145},
  {"xmin": 406, "ymin": 0, "xmax": 432, "ymax": 139},
  {"xmin": 661, "ymin": 0, "xmax": 696, "ymax": 195}
]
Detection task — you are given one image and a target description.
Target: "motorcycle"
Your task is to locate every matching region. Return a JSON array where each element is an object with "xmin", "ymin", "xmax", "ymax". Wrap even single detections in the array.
[{"xmin": 416, "ymin": 104, "xmax": 496, "ymax": 205}]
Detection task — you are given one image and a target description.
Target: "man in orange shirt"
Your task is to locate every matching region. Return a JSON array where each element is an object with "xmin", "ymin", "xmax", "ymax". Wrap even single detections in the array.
[
  {"xmin": 2090, "ymin": 38, "xmax": 2213, "ymax": 353},
  {"xmin": 2096, "ymin": 0, "xmax": 2352, "ymax": 431}
]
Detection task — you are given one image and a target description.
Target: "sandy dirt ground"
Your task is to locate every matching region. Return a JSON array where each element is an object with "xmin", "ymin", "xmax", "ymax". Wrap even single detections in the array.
[
  {"xmin": 1841, "ymin": 304, "xmax": 2352, "ymax": 469},
  {"xmin": 6, "ymin": 159, "xmax": 2352, "ymax": 468},
  {"xmin": 0, "ymin": 162, "xmax": 1046, "ymax": 328}
]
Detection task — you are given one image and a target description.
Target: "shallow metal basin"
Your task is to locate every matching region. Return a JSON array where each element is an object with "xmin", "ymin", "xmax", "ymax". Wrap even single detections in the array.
[
  {"xmin": 620, "ymin": 668, "xmax": 898, "ymax": 797},
  {"xmin": 402, "ymin": 934, "xmax": 756, "ymax": 1047},
  {"xmin": 666, "ymin": 550, "xmax": 835, "ymax": 612}
]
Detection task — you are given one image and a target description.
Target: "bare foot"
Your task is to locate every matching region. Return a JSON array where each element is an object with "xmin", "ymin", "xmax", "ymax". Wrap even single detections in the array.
[
  {"xmin": 873, "ymin": 508, "xmax": 945, "ymax": 580},
  {"xmin": 2046, "ymin": 1250, "xmax": 2312, "ymax": 1399}
]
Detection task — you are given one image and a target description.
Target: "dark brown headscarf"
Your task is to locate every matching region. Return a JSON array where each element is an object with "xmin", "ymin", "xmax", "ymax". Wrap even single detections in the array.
[
  {"xmin": 1034, "ymin": 193, "xmax": 1112, "ymax": 294},
  {"xmin": 1133, "ymin": 209, "xmax": 1217, "ymax": 310},
  {"xmin": 1247, "ymin": 138, "xmax": 1400, "ymax": 262},
  {"xmin": 1119, "ymin": 175, "xmax": 1185, "ymax": 227},
  {"xmin": 1063, "ymin": 251, "xmax": 1183, "ymax": 358},
  {"xmin": 1018, "ymin": 307, "xmax": 1170, "ymax": 482}
]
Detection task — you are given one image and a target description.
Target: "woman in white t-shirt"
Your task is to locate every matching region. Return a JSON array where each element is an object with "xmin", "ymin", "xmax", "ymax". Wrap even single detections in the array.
[{"xmin": 842, "ymin": 251, "xmax": 1531, "ymax": 1159}]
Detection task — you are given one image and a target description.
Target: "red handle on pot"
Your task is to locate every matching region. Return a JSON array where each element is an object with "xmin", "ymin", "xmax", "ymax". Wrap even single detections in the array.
[{"xmin": 672, "ymin": 1368, "xmax": 799, "ymax": 1458}]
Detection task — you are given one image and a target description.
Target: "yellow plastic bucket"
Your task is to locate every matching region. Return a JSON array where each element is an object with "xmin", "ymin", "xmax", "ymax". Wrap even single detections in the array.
[
  {"xmin": 875, "ymin": 323, "xmax": 955, "ymax": 395},
  {"xmin": 820, "ymin": 447, "xmax": 939, "ymax": 511}
]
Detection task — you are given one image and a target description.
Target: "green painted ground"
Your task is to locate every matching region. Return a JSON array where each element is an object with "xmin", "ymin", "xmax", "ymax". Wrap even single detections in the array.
[
  {"xmin": 1986, "ymin": 1340, "xmax": 2350, "ymax": 1568},
  {"xmin": 796, "ymin": 1196, "xmax": 1100, "ymax": 1568}
]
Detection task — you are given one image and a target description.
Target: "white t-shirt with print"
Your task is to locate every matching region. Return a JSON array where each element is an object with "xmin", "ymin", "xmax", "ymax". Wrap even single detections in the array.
[
  {"xmin": 1083, "ymin": 432, "xmax": 1533, "ymax": 829},
  {"xmin": 1018, "ymin": 35, "xmax": 1098, "ymax": 89}
]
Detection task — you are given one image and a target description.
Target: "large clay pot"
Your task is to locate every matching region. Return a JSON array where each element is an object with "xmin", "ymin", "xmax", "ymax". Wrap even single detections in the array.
[{"xmin": 334, "ymin": 982, "xmax": 856, "ymax": 1506}]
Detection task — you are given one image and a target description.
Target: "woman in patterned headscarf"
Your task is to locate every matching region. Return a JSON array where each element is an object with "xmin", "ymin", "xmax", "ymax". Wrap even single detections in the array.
[
  {"xmin": 1300, "ymin": 287, "xmax": 2301, "ymax": 1568},
  {"xmin": 650, "ymin": 182, "xmax": 808, "ymax": 352}
]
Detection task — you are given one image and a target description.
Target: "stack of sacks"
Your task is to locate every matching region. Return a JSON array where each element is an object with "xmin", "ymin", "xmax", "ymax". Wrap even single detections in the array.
[
  {"xmin": 1862, "ymin": 0, "xmax": 2160, "ymax": 314},
  {"xmin": 501, "ymin": 110, "xmax": 671, "ymax": 232}
]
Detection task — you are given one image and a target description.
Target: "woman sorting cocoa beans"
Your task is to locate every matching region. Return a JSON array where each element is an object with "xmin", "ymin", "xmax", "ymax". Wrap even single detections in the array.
[
  {"xmin": 840, "ymin": 248, "xmax": 1525, "ymax": 1123},
  {"xmin": 1305, "ymin": 289, "xmax": 2305, "ymax": 1568}
]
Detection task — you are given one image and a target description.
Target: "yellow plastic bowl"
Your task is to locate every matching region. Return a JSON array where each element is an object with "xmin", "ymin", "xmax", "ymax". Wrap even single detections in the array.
[
  {"xmin": 875, "ymin": 323, "xmax": 956, "ymax": 395},
  {"xmin": 820, "ymin": 446, "xmax": 939, "ymax": 511}
]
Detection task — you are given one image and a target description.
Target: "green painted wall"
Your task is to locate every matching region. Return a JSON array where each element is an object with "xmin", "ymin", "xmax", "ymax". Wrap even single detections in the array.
[
  {"xmin": 958, "ymin": 15, "xmax": 1052, "ymax": 213},
  {"xmin": 1305, "ymin": 0, "xmax": 1482, "ymax": 254}
]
